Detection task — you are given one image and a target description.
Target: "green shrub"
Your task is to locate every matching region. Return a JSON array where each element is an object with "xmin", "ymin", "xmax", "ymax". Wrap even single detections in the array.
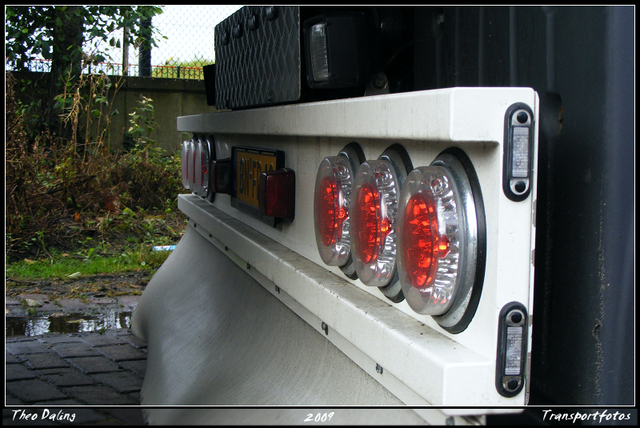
[{"xmin": 5, "ymin": 72, "xmax": 186, "ymax": 262}]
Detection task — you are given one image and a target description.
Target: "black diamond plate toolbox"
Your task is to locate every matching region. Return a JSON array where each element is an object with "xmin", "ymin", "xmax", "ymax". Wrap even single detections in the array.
[{"xmin": 214, "ymin": 6, "xmax": 301, "ymax": 109}]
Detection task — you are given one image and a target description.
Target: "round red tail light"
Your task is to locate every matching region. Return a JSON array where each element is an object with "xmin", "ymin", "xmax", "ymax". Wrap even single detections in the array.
[
  {"xmin": 314, "ymin": 153, "xmax": 358, "ymax": 270},
  {"xmin": 397, "ymin": 148, "xmax": 486, "ymax": 333},
  {"xmin": 351, "ymin": 159, "xmax": 401, "ymax": 289},
  {"xmin": 402, "ymin": 190, "xmax": 440, "ymax": 288},
  {"xmin": 353, "ymin": 182, "xmax": 392, "ymax": 264},
  {"xmin": 316, "ymin": 175, "xmax": 345, "ymax": 246},
  {"xmin": 350, "ymin": 145, "xmax": 413, "ymax": 302}
]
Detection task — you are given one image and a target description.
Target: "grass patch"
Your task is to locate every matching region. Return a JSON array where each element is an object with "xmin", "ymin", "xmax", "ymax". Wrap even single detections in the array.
[{"xmin": 6, "ymin": 245, "xmax": 172, "ymax": 281}]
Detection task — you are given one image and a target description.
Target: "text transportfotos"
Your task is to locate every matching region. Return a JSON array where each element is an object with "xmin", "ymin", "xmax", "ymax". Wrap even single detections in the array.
[{"xmin": 542, "ymin": 409, "xmax": 631, "ymax": 424}]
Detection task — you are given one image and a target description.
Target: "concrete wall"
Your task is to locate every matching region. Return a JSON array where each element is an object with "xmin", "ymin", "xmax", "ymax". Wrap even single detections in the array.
[
  {"xmin": 10, "ymin": 72, "xmax": 218, "ymax": 153},
  {"xmin": 110, "ymin": 76, "xmax": 219, "ymax": 153}
]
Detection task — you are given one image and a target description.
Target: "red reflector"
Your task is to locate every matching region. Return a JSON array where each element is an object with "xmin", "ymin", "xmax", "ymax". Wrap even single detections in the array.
[
  {"xmin": 258, "ymin": 168, "xmax": 295, "ymax": 219},
  {"xmin": 317, "ymin": 175, "xmax": 346, "ymax": 246},
  {"xmin": 402, "ymin": 191, "xmax": 439, "ymax": 288}
]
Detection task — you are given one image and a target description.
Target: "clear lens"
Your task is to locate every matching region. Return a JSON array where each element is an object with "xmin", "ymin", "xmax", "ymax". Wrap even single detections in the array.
[
  {"xmin": 511, "ymin": 127, "xmax": 530, "ymax": 178},
  {"xmin": 198, "ymin": 138, "xmax": 211, "ymax": 197},
  {"xmin": 398, "ymin": 163, "xmax": 474, "ymax": 316},
  {"xmin": 181, "ymin": 140, "xmax": 190, "ymax": 190},
  {"xmin": 310, "ymin": 22, "xmax": 329, "ymax": 82},
  {"xmin": 352, "ymin": 159, "xmax": 401, "ymax": 287},
  {"xmin": 188, "ymin": 140, "xmax": 196, "ymax": 193},
  {"xmin": 193, "ymin": 140, "xmax": 202, "ymax": 195},
  {"xmin": 314, "ymin": 155, "xmax": 354, "ymax": 267}
]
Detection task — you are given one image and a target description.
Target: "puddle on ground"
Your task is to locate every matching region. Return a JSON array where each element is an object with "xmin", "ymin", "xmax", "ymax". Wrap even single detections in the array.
[{"xmin": 6, "ymin": 310, "xmax": 133, "ymax": 337}]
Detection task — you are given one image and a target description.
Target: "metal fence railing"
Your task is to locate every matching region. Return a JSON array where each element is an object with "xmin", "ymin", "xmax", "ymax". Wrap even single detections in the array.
[
  {"xmin": 6, "ymin": 5, "xmax": 243, "ymax": 80},
  {"xmin": 8, "ymin": 58, "xmax": 208, "ymax": 80}
]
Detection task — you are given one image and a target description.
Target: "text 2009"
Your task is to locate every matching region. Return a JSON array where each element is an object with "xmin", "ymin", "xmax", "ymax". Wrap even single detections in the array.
[{"xmin": 304, "ymin": 412, "xmax": 334, "ymax": 423}]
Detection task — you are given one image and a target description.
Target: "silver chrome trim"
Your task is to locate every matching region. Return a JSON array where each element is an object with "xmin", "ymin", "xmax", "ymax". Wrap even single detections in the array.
[{"xmin": 430, "ymin": 152, "xmax": 480, "ymax": 329}]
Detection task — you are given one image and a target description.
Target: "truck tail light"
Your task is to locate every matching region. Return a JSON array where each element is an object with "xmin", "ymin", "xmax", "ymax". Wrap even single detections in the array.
[
  {"xmin": 352, "ymin": 159, "xmax": 399, "ymax": 288},
  {"xmin": 354, "ymin": 182, "xmax": 385, "ymax": 263},
  {"xmin": 303, "ymin": 12, "xmax": 378, "ymax": 89},
  {"xmin": 397, "ymin": 148, "xmax": 486, "ymax": 333},
  {"xmin": 308, "ymin": 22, "xmax": 330, "ymax": 83},
  {"xmin": 188, "ymin": 140, "xmax": 196, "ymax": 192},
  {"xmin": 193, "ymin": 140, "xmax": 202, "ymax": 195},
  {"xmin": 181, "ymin": 140, "xmax": 191, "ymax": 190},
  {"xmin": 258, "ymin": 168, "xmax": 295, "ymax": 220},
  {"xmin": 313, "ymin": 144, "xmax": 364, "ymax": 278},
  {"xmin": 182, "ymin": 138, "xmax": 213, "ymax": 200},
  {"xmin": 314, "ymin": 157, "xmax": 351, "ymax": 264},
  {"xmin": 316, "ymin": 173, "xmax": 344, "ymax": 246},
  {"xmin": 400, "ymin": 190, "xmax": 443, "ymax": 289},
  {"xmin": 196, "ymin": 138, "xmax": 212, "ymax": 199},
  {"xmin": 351, "ymin": 146, "xmax": 412, "ymax": 302}
]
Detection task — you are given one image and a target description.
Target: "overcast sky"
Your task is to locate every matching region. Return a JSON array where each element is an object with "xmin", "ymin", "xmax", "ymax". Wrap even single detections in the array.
[
  {"xmin": 99, "ymin": 5, "xmax": 243, "ymax": 66},
  {"xmin": 152, "ymin": 5, "xmax": 242, "ymax": 63}
]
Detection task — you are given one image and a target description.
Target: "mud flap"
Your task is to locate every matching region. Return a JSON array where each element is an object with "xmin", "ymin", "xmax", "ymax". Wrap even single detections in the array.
[{"xmin": 130, "ymin": 226, "xmax": 433, "ymax": 423}]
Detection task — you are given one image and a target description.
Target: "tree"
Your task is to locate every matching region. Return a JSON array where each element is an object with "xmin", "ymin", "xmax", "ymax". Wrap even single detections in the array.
[{"xmin": 5, "ymin": 6, "xmax": 164, "ymax": 141}]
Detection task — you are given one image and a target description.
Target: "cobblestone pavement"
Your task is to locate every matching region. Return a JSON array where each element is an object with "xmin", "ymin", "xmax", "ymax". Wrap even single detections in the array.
[{"xmin": 4, "ymin": 329, "xmax": 147, "ymax": 425}]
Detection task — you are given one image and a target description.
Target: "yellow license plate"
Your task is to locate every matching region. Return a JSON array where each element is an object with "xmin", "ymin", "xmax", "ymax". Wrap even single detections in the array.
[{"xmin": 233, "ymin": 147, "xmax": 283, "ymax": 207}]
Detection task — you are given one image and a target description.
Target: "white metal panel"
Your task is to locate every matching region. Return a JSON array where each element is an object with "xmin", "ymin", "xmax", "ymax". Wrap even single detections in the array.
[
  {"xmin": 132, "ymin": 226, "xmax": 406, "ymax": 406},
  {"xmin": 178, "ymin": 87, "xmax": 531, "ymax": 144},
  {"xmin": 180, "ymin": 196, "xmax": 493, "ymax": 405},
  {"xmin": 168, "ymin": 87, "xmax": 538, "ymax": 407}
]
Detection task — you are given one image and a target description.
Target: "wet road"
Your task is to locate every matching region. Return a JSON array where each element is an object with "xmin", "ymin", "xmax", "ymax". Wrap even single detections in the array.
[
  {"xmin": 5, "ymin": 291, "xmax": 148, "ymax": 425},
  {"xmin": 5, "ymin": 329, "xmax": 147, "ymax": 425}
]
